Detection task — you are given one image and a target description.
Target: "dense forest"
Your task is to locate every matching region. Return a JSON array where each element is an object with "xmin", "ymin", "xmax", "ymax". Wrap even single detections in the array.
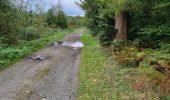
[{"xmin": 78, "ymin": 0, "xmax": 170, "ymax": 98}]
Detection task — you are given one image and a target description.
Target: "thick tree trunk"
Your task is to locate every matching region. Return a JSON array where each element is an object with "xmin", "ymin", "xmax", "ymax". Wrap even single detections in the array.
[{"xmin": 115, "ymin": 11, "xmax": 127, "ymax": 40}]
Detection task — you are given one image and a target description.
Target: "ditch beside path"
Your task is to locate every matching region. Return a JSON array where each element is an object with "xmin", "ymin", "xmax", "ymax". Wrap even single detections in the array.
[{"xmin": 0, "ymin": 32, "xmax": 83, "ymax": 100}]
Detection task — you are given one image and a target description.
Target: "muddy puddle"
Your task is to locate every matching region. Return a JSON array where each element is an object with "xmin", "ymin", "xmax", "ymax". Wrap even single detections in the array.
[{"xmin": 53, "ymin": 41, "xmax": 84, "ymax": 48}]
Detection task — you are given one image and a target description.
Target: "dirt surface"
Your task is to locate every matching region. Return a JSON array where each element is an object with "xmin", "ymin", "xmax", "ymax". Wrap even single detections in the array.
[{"xmin": 0, "ymin": 32, "xmax": 83, "ymax": 100}]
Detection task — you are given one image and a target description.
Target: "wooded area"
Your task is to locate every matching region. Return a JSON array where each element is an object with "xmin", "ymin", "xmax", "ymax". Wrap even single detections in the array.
[
  {"xmin": 79, "ymin": 0, "xmax": 170, "ymax": 98},
  {"xmin": 80, "ymin": 0, "xmax": 170, "ymax": 44}
]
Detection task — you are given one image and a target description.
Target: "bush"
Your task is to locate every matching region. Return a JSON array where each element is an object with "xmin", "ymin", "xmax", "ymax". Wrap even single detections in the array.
[
  {"xmin": 113, "ymin": 47, "xmax": 142, "ymax": 67},
  {"xmin": 67, "ymin": 16, "xmax": 85, "ymax": 28},
  {"xmin": 140, "ymin": 50, "xmax": 170, "ymax": 73},
  {"xmin": 0, "ymin": 0, "xmax": 29, "ymax": 45},
  {"xmin": 139, "ymin": 25, "xmax": 170, "ymax": 36},
  {"xmin": 99, "ymin": 24, "xmax": 116, "ymax": 46},
  {"xmin": 160, "ymin": 43, "xmax": 170, "ymax": 53},
  {"xmin": 21, "ymin": 26, "xmax": 40, "ymax": 40},
  {"xmin": 111, "ymin": 39, "xmax": 129, "ymax": 52}
]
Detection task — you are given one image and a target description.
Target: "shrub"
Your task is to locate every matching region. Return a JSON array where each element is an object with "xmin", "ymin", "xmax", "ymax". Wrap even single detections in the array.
[
  {"xmin": 98, "ymin": 24, "xmax": 116, "ymax": 47},
  {"xmin": 0, "ymin": 0, "xmax": 29, "ymax": 45},
  {"xmin": 111, "ymin": 39, "xmax": 131, "ymax": 52},
  {"xmin": 21, "ymin": 26, "xmax": 40, "ymax": 40},
  {"xmin": 113, "ymin": 47, "xmax": 140, "ymax": 67},
  {"xmin": 139, "ymin": 25, "xmax": 170, "ymax": 36}
]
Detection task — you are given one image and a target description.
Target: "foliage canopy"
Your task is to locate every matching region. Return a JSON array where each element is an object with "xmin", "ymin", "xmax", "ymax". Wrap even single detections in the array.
[{"xmin": 80, "ymin": 0, "xmax": 170, "ymax": 45}]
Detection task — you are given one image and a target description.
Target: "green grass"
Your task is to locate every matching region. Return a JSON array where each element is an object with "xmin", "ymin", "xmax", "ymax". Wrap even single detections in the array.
[
  {"xmin": 78, "ymin": 29, "xmax": 133, "ymax": 99},
  {"xmin": 0, "ymin": 28, "xmax": 77, "ymax": 71},
  {"xmin": 77, "ymin": 29, "xmax": 167, "ymax": 99}
]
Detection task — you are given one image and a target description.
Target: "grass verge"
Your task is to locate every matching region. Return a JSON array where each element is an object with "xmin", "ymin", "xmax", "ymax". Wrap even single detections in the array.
[
  {"xmin": 77, "ymin": 29, "xmax": 170, "ymax": 99},
  {"xmin": 0, "ymin": 28, "xmax": 77, "ymax": 71}
]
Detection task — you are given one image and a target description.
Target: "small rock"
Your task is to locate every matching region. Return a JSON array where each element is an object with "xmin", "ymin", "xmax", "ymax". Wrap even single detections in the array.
[
  {"xmin": 26, "ymin": 91, "xmax": 30, "ymax": 93},
  {"xmin": 29, "ymin": 55, "xmax": 48, "ymax": 60}
]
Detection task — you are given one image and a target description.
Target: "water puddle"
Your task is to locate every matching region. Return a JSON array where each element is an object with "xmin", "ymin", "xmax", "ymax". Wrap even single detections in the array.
[
  {"xmin": 71, "ymin": 42, "xmax": 84, "ymax": 48},
  {"xmin": 53, "ymin": 41, "xmax": 84, "ymax": 48},
  {"xmin": 62, "ymin": 41, "xmax": 84, "ymax": 48}
]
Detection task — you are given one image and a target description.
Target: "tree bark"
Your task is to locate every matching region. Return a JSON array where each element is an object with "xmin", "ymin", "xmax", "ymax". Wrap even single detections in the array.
[{"xmin": 115, "ymin": 11, "xmax": 127, "ymax": 40}]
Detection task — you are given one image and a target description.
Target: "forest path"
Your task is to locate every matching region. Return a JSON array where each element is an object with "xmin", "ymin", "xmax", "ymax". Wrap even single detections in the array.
[{"xmin": 0, "ymin": 32, "xmax": 83, "ymax": 100}]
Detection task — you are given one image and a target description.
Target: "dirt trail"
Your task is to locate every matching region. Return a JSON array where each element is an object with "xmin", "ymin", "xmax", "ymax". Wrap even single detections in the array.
[{"xmin": 0, "ymin": 32, "xmax": 83, "ymax": 100}]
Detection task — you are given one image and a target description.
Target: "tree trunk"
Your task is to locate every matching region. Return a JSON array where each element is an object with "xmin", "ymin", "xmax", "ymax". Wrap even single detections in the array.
[{"xmin": 115, "ymin": 11, "xmax": 127, "ymax": 40}]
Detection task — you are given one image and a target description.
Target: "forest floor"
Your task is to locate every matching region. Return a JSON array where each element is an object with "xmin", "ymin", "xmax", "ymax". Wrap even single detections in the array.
[{"xmin": 0, "ymin": 31, "xmax": 83, "ymax": 100}]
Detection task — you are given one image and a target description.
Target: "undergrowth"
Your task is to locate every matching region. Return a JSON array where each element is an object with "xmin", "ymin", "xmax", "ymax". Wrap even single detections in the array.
[{"xmin": 77, "ymin": 29, "xmax": 170, "ymax": 99}]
